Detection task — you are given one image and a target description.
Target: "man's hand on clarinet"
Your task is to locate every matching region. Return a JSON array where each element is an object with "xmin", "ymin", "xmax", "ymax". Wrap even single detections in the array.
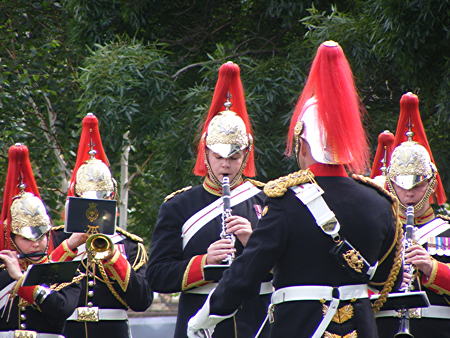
[
  {"xmin": 405, "ymin": 244, "xmax": 433, "ymax": 277},
  {"xmin": 226, "ymin": 215, "xmax": 252, "ymax": 246},
  {"xmin": 206, "ymin": 239, "xmax": 235, "ymax": 265}
]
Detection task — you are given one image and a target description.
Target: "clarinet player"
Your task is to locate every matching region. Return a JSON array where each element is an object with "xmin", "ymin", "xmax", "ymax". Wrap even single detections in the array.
[
  {"xmin": 375, "ymin": 93, "xmax": 450, "ymax": 337},
  {"xmin": 146, "ymin": 62, "xmax": 272, "ymax": 338}
]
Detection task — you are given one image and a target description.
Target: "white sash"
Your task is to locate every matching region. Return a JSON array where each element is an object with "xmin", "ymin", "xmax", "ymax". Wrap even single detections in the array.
[
  {"xmin": 182, "ymin": 182, "xmax": 260, "ymax": 249},
  {"xmin": 415, "ymin": 218, "xmax": 450, "ymax": 245},
  {"xmin": 72, "ymin": 232, "xmax": 126, "ymax": 261}
]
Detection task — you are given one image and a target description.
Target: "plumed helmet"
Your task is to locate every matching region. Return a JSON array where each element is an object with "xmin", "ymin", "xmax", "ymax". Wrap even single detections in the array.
[
  {"xmin": 387, "ymin": 92, "xmax": 446, "ymax": 205},
  {"xmin": 0, "ymin": 144, "xmax": 51, "ymax": 249},
  {"xmin": 68, "ymin": 113, "xmax": 116, "ymax": 199},
  {"xmin": 370, "ymin": 130, "xmax": 395, "ymax": 187},
  {"xmin": 205, "ymin": 101, "xmax": 251, "ymax": 158},
  {"xmin": 287, "ymin": 41, "xmax": 369, "ymax": 174},
  {"xmin": 193, "ymin": 61, "xmax": 255, "ymax": 177},
  {"xmin": 10, "ymin": 192, "xmax": 51, "ymax": 241},
  {"xmin": 388, "ymin": 141, "xmax": 435, "ymax": 189}
]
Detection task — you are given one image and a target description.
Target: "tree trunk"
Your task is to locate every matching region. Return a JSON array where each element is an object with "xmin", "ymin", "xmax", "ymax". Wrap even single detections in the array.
[{"xmin": 119, "ymin": 131, "xmax": 131, "ymax": 229}]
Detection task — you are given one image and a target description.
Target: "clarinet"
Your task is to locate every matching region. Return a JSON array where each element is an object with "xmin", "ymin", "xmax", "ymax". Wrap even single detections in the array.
[
  {"xmin": 395, "ymin": 205, "xmax": 415, "ymax": 338},
  {"xmin": 220, "ymin": 176, "xmax": 235, "ymax": 265}
]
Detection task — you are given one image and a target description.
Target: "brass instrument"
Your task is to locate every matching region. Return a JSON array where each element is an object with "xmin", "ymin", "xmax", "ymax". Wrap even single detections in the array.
[
  {"xmin": 395, "ymin": 205, "xmax": 416, "ymax": 338},
  {"xmin": 86, "ymin": 230, "xmax": 114, "ymax": 261},
  {"xmin": 220, "ymin": 176, "xmax": 235, "ymax": 265}
]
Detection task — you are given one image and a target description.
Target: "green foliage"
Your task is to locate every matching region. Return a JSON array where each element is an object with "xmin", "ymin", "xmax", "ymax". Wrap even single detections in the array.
[
  {"xmin": 0, "ymin": 0, "xmax": 81, "ymax": 215},
  {"xmin": 77, "ymin": 38, "xmax": 175, "ymax": 158},
  {"xmin": 0, "ymin": 0, "xmax": 449, "ymax": 242}
]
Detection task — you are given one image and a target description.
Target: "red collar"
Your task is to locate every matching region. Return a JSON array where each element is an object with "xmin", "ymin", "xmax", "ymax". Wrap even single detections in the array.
[
  {"xmin": 399, "ymin": 207, "xmax": 435, "ymax": 225},
  {"xmin": 308, "ymin": 163, "xmax": 348, "ymax": 177}
]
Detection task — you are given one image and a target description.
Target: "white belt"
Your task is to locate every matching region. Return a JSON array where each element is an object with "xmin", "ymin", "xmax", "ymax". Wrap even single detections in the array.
[
  {"xmin": 376, "ymin": 305, "xmax": 450, "ymax": 319},
  {"xmin": 267, "ymin": 285, "xmax": 368, "ymax": 338},
  {"xmin": 0, "ymin": 332, "xmax": 64, "ymax": 338},
  {"xmin": 67, "ymin": 308, "xmax": 128, "ymax": 321},
  {"xmin": 185, "ymin": 281, "xmax": 274, "ymax": 295},
  {"xmin": 271, "ymin": 284, "xmax": 368, "ymax": 304}
]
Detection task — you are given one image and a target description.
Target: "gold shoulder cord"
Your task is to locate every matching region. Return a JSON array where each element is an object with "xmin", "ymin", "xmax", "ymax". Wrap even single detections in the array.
[
  {"xmin": 131, "ymin": 242, "xmax": 148, "ymax": 271},
  {"xmin": 115, "ymin": 227, "xmax": 148, "ymax": 271},
  {"xmin": 53, "ymin": 274, "xmax": 85, "ymax": 291},
  {"xmin": 264, "ymin": 169, "xmax": 316, "ymax": 198},
  {"xmin": 164, "ymin": 186, "xmax": 192, "ymax": 202},
  {"xmin": 97, "ymin": 261, "xmax": 128, "ymax": 308},
  {"xmin": 352, "ymin": 175, "xmax": 403, "ymax": 312},
  {"xmin": 246, "ymin": 178, "xmax": 266, "ymax": 188},
  {"xmin": 79, "ymin": 259, "xmax": 129, "ymax": 307},
  {"xmin": 51, "ymin": 225, "xmax": 65, "ymax": 231}
]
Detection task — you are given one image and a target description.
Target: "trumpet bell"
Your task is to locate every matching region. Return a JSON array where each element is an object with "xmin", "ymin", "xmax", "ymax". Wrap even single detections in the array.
[{"xmin": 86, "ymin": 233, "xmax": 114, "ymax": 260}]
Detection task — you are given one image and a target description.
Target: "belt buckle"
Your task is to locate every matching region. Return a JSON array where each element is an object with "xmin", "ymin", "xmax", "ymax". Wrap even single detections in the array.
[
  {"xmin": 409, "ymin": 308, "xmax": 422, "ymax": 319},
  {"xmin": 77, "ymin": 306, "xmax": 99, "ymax": 322},
  {"xmin": 14, "ymin": 330, "xmax": 37, "ymax": 338}
]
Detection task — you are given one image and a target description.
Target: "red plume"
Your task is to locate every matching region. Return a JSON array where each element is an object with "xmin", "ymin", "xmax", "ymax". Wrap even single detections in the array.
[
  {"xmin": 370, "ymin": 131, "xmax": 395, "ymax": 179},
  {"xmin": 67, "ymin": 114, "xmax": 110, "ymax": 197},
  {"xmin": 1, "ymin": 144, "xmax": 42, "ymax": 250},
  {"xmin": 392, "ymin": 92, "xmax": 446, "ymax": 204},
  {"xmin": 287, "ymin": 41, "xmax": 369, "ymax": 174},
  {"xmin": 193, "ymin": 62, "xmax": 255, "ymax": 177}
]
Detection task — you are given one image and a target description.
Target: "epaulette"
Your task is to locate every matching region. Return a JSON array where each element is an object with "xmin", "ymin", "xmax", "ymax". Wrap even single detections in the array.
[
  {"xmin": 51, "ymin": 225, "xmax": 65, "ymax": 231},
  {"xmin": 164, "ymin": 186, "xmax": 192, "ymax": 202},
  {"xmin": 437, "ymin": 214, "xmax": 450, "ymax": 222},
  {"xmin": 264, "ymin": 169, "xmax": 315, "ymax": 198},
  {"xmin": 116, "ymin": 227, "xmax": 144, "ymax": 243},
  {"xmin": 246, "ymin": 178, "xmax": 266, "ymax": 188},
  {"xmin": 351, "ymin": 174, "xmax": 396, "ymax": 203}
]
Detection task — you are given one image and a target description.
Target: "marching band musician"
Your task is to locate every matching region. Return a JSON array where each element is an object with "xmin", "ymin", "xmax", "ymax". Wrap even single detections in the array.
[
  {"xmin": 187, "ymin": 41, "xmax": 403, "ymax": 338},
  {"xmin": 375, "ymin": 93, "xmax": 450, "ymax": 337},
  {"xmin": 0, "ymin": 143, "xmax": 81, "ymax": 337},
  {"xmin": 50, "ymin": 113, "xmax": 152, "ymax": 338},
  {"xmin": 146, "ymin": 61, "xmax": 271, "ymax": 338}
]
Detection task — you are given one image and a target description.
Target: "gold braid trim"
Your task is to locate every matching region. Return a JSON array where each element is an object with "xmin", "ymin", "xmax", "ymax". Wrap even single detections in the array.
[
  {"xmin": 246, "ymin": 178, "xmax": 266, "ymax": 188},
  {"xmin": 51, "ymin": 225, "xmax": 65, "ymax": 231},
  {"xmin": 131, "ymin": 242, "xmax": 148, "ymax": 271},
  {"xmin": 264, "ymin": 169, "xmax": 316, "ymax": 198},
  {"xmin": 53, "ymin": 274, "xmax": 85, "ymax": 291},
  {"xmin": 164, "ymin": 186, "xmax": 192, "ymax": 202},
  {"xmin": 116, "ymin": 227, "xmax": 144, "ymax": 243},
  {"xmin": 97, "ymin": 261, "xmax": 128, "ymax": 308},
  {"xmin": 351, "ymin": 175, "xmax": 403, "ymax": 312}
]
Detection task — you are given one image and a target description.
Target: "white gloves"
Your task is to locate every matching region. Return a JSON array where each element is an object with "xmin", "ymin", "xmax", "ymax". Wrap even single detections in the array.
[{"xmin": 187, "ymin": 292, "xmax": 236, "ymax": 338}]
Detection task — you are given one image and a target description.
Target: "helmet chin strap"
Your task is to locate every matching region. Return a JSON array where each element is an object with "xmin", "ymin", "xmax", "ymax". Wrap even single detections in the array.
[
  {"xmin": 12, "ymin": 233, "xmax": 49, "ymax": 263},
  {"xmin": 387, "ymin": 176, "xmax": 436, "ymax": 215}
]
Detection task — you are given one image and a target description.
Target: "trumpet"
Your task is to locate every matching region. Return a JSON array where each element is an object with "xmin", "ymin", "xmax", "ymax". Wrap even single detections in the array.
[
  {"xmin": 395, "ymin": 205, "xmax": 416, "ymax": 338},
  {"xmin": 86, "ymin": 233, "xmax": 114, "ymax": 260},
  {"xmin": 220, "ymin": 176, "xmax": 235, "ymax": 265}
]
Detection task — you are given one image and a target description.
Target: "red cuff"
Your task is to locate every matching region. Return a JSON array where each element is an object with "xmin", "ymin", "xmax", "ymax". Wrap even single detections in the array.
[
  {"xmin": 182, "ymin": 255, "xmax": 208, "ymax": 291},
  {"xmin": 18, "ymin": 285, "xmax": 39, "ymax": 304},
  {"xmin": 102, "ymin": 248, "xmax": 131, "ymax": 291},
  {"xmin": 421, "ymin": 260, "xmax": 450, "ymax": 295},
  {"xmin": 49, "ymin": 240, "xmax": 77, "ymax": 262}
]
